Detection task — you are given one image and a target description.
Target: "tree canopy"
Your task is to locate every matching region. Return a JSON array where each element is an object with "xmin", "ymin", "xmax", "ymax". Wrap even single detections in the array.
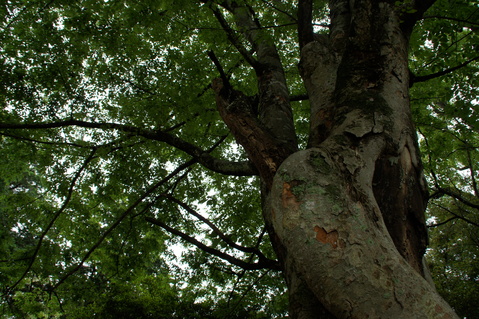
[{"xmin": 0, "ymin": 0, "xmax": 478, "ymax": 318}]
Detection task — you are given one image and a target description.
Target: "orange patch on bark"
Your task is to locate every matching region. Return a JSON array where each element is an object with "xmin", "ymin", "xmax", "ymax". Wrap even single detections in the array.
[
  {"xmin": 314, "ymin": 226, "xmax": 339, "ymax": 248},
  {"xmin": 435, "ymin": 305, "xmax": 453, "ymax": 319},
  {"xmin": 282, "ymin": 182, "xmax": 301, "ymax": 209}
]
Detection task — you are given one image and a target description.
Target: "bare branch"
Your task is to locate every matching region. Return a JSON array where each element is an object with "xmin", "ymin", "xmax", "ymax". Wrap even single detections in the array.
[
  {"xmin": 260, "ymin": 0, "xmax": 296, "ymax": 22},
  {"xmin": 51, "ymin": 135, "xmax": 242, "ymax": 289},
  {"xmin": 0, "ymin": 132, "xmax": 88, "ymax": 148},
  {"xmin": 208, "ymin": 4, "xmax": 259, "ymax": 69},
  {"xmin": 290, "ymin": 93, "xmax": 309, "ymax": 102},
  {"xmin": 432, "ymin": 187, "xmax": 479, "ymax": 211},
  {"xmin": 429, "ymin": 202, "xmax": 479, "ymax": 228},
  {"xmin": 208, "ymin": 50, "xmax": 230, "ymax": 88},
  {"xmin": 466, "ymin": 149, "xmax": 479, "ymax": 197},
  {"xmin": 427, "ymin": 216, "xmax": 459, "ymax": 228},
  {"xmin": 422, "ymin": 15, "xmax": 479, "ymax": 28},
  {"xmin": 227, "ymin": 269, "xmax": 272, "ymax": 316}
]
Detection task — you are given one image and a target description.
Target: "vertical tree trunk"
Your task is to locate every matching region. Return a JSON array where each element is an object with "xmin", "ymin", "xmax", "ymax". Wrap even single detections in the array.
[
  {"xmin": 212, "ymin": 0, "xmax": 458, "ymax": 317},
  {"xmin": 266, "ymin": 1, "xmax": 457, "ymax": 317}
]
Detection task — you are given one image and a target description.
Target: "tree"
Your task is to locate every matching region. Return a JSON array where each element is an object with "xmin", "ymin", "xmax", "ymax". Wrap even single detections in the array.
[{"xmin": 1, "ymin": 0, "xmax": 477, "ymax": 317}]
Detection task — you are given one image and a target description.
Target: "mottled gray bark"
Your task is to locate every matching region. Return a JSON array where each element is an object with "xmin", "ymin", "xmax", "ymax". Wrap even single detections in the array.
[
  {"xmin": 212, "ymin": 0, "xmax": 458, "ymax": 317},
  {"xmin": 268, "ymin": 146, "xmax": 456, "ymax": 318},
  {"xmin": 265, "ymin": 0, "xmax": 458, "ymax": 317}
]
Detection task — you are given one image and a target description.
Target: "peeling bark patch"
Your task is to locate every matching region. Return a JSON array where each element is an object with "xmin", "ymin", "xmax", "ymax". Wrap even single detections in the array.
[
  {"xmin": 282, "ymin": 181, "xmax": 302, "ymax": 209},
  {"xmin": 435, "ymin": 305, "xmax": 454, "ymax": 319},
  {"xmin": 314, "ymin": 226, "xmax": 339, "ymax": 248}
]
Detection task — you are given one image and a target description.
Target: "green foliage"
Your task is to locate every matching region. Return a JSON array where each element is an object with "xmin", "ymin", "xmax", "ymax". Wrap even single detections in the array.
[
  {"xmin": 0, "ymin": 0, "xmax": 478, "ymax": 317},
  {"xmin": 1, "ymin": 2, "xmax": 292, "ymax": 316},
  {"xmin": 409, "ymin": 0, "xmax": 479, "ymax": 317}
]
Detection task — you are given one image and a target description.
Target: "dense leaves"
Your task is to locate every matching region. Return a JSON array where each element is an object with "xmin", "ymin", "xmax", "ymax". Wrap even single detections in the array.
[
  {"xmin": 1, "ymin": 0, "xmax": 478, "ymax": 317},
  {"xmin": 409, "ymin": 1, "xmax": 479, "ymax": 316}
]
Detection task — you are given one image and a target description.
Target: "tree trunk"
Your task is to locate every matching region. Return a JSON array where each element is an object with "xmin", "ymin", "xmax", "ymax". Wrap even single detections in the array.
[{"xmin": 213, "ymin": 0, "xmax": 459, "ymax": 317}]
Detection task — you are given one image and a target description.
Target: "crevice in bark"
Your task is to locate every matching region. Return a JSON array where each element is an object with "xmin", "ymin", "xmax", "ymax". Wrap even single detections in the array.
[{"xmin": 372, "ymin": 150, "xmax": 429, "ymax": 275}]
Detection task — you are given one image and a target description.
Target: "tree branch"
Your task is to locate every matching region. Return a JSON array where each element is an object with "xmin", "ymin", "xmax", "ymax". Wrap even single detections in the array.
[
  {"xmin": 208, "ymin": 3, "xmax": 259, "ymax": 69},
  {"xmin": 145, "ymin": 216, "xmax": 280, "ymax": 271},
  {"xmin": 212, "ymin": 78, "xmax": 292, "ymax": 189},
  {"xmin": 227, "ymin": 268, "xmax": 271, "ymax": 316},
  {"xmin": 0, "ymin": 131, "xmax": 88, "ymax": 148},
  {"xmin": 431, "ymin": 187, "xmax": 479, "ymax": 210},
  {"xmin": 400, "ymin": 0, "xmax": 438, "ymax": 34},
  {"xmin": 298, "ymin": 0, "xmax": 314, "ymax": 49},
  {"xmin": 0, "ymin": 119, "xmax": 257, "ymax": 176},
  {"xmin": 51, "ymin": 135, "xmax": 243, "ymax": 289},
  {"xmin": 427, "ymin": 216, "xmax": 459, "ymax": 228},
  {"xmin": 411, "ymin": 56, "xmax": 479, "ymax": 86},
  {"xmin": 52, "ymin": 158, "xmax": 198, "ymax": 290},
  {"xmin": 260, "ymin": 0, "xmax": 296, "ymax": 22},
  {"xmin": 329, "ymin": 0, "xmax": 352, "ymax": 51},
  {"xmin": 161, "ymin": 194, "xmax": 274, "ymax": 264},
  {"xmin": 213, "ymin": 1, "xmax": 299, "ymax": 154},
  {"xmin": 466, "ymin": 149, "xmax": 479, "ymax": 197},
  {"xmin": 290, "ymin": 93, "xmax": 309, "ymax": 102},
  {"xmin": 429, "ymin": 202, "xmax": 479, "ymax": 228},
  {"xmin": 422, "ymin": 15, "xmax": 479, "ymax": 28},
  {"xmin": 207, "ymin": 50, "xmax": 230, "ymax": 88}
]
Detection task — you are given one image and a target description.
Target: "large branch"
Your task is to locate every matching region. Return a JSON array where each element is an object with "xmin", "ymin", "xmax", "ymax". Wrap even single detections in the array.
[
  {"xmin": 212, "ymin": 78, "xmax": 291, "ymax": 189},
  {"xmin": 203, "ymin": 1, "xmax": 298, "ymax": 187},
  {"xmin": 400, "ymin": 0, "xmax": 438, "ymax": 34},
  {"xmin": 0, "ymin": 119, "xmax": 257, "ymax": 176},
  {"xmin": 216, "ymin": 1, "xmax": 299, "ymax": 154},
  {"xmin": 328, "ymin": 0, "xmax": 352, "ymax": 51},
  {"xmin": 297, "ymin": 0, "xmax": 314, "ymax": 49}
]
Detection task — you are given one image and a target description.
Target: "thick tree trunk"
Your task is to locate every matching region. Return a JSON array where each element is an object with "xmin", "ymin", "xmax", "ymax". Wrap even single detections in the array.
[
  {"xmin": 212, "ymin": 0, "xmax": 458, "ymax": 317},
  {"xmin": 266, "ymin": 1, "xmax": 457, "ymax": 318}
]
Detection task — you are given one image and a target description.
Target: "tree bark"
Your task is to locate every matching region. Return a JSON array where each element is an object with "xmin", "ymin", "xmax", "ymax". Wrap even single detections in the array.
[{"xmin": 212, "ymin": 0, "xmax": 459, "ymax": 317}]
